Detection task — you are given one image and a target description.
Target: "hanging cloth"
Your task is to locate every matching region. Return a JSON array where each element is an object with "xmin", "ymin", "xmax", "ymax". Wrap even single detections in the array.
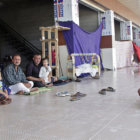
[{"xmin": 59, "ymin": 21, "xmax": 103, "ymax": 68}]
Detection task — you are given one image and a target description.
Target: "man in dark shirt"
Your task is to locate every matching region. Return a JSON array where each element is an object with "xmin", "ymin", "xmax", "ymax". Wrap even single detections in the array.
[{"xmin": 26, "ymin": 54, "xmax": 45, "ymax": 87}]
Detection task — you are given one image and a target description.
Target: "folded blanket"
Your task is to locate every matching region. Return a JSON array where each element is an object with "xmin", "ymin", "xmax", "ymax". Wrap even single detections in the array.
[{"xmin": 76, "ymin": 63, "xmax": 98, "ymax": 77}]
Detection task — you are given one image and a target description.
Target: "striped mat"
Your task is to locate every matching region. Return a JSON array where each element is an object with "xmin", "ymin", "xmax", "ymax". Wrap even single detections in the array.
[{"xmin": 24, "ymin": 87, "xmax": 52, "ymax": 95}]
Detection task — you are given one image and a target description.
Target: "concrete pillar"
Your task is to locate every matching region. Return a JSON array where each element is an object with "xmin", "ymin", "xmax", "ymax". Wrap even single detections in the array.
[
  {"xmin": 120, "ymin": 21, "xmax": 133, "ymax": 41},
  {"xmin": 101, "ymin": 10, "xmax": 115, "ymax": 37},
  {"xmin": 53, "ymin": 0, "xmax": 79, "ymax": 77},
  {"xmin": 100, "ymin": 10, "xmax": 116, "ymax": 70},
  {"xmin": 54, "ymin": 0, "xmax": 79, "ymax": 25}
]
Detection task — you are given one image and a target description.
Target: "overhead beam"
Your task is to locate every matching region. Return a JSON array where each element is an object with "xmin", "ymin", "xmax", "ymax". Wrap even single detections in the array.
[{"xmin": 94, "ymin": 0, "xmax": 140, "ymax": 26}]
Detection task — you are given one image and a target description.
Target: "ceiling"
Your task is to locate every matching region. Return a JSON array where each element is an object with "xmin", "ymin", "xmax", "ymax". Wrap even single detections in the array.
[
  {"xmin": 0, "ymin": 0, "xmax": 140, "ymax": 17},
  {"xmin": 117, "ymin": 0, "xmax": 140, "ymax": 17},
  {"xmin": 0, "ymin": 0, "xmax": 52, "ymax": 8}
]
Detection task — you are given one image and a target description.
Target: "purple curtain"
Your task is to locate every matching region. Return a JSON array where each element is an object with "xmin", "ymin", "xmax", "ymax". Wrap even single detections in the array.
[{"xmin": 59, "ymin": 21, "xmax": 103, "ymax": 67}]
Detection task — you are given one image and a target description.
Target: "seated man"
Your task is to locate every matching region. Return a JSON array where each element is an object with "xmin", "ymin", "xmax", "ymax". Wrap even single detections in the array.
[
  {"xmin": 2, "ymin": 54, "xmax": 38, "ymax": 95},
  {"xmin": 26, "ymin": 54, "xmax": 45, "ymax": 87}
]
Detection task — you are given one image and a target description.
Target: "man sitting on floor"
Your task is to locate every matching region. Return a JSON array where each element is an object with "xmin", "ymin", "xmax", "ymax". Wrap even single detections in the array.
[
  {"xmin": 2, "ymin": 54, "xmax": 38, "ymax": 95},
  {"xmin": 26, "ymin": 54, "xmax": 45, "ymax": 87}
]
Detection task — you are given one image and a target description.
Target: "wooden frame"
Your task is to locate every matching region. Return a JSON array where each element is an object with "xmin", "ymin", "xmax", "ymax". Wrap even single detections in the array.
[
  {"xmin": 40, "ymin": 25, "xmax": 70, "ymax": 78},
  {"xmin": 67, "ymin": 53, "xmax": 101, "ymax": 80}
]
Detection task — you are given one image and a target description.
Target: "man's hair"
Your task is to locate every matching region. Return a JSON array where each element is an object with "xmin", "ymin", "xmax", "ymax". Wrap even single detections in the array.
[
  {"xmin": 33, "ymin": 53, "xmax": 41, "ymax": 57},
  {"xmin": 12, "ymin": 54, "xmax": 21, "ymax": 59}
]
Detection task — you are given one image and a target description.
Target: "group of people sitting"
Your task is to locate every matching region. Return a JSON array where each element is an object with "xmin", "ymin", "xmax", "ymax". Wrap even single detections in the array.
[{"xmin": 0, "ymin": 53, "xmax": 57, "ymax": 105}]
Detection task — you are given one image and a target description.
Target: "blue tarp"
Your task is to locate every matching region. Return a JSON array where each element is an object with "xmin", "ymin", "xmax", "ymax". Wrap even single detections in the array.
[{"xmin": 59, "ymin": 21, "xmax": 103, "ymax": 67}]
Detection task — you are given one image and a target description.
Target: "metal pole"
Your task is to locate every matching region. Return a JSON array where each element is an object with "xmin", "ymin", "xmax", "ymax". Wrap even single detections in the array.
[{"xmin": 56, "ymin": 0, "xmax": 59, "ymax": 26}]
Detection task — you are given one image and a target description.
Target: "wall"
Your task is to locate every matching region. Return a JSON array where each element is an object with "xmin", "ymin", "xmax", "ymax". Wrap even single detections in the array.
[
  {"xmin": 79, "ymin": 4, "xmax": 98, "ymax": 32},
  {"xmin": 0, "ymin": 0, "xmax": 54, "ymax": 61},
  {"xmin": 0, "ymin": 0, "xmax": 55, "ymax": 69},
  {"xmin": 115, "ymin": 41, "xmax": 133, "ymax": 68}
]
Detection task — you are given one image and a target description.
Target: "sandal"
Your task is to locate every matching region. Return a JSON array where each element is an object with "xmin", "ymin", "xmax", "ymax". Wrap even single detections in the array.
[
  {"xmin": 99, "ymin": 89, "xmax": 106, "ymax": 95},
  {"xmin": 106, "ymin": 87, "xmax": 115, "ymax": 92},
  {"xmin": 0, "ymin": 98, "xmax": 12, "ymax": 105},
  {"xmin": 70, "ymin": 96, "xmax": 80, "ymax": 101},
  {"xmin": 71, "ymin": 92, "xmax": 86, "ymax": 97}
]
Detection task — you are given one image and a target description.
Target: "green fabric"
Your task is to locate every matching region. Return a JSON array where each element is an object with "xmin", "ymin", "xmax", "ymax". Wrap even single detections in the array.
[
  {"xmin": 24, "ymin": 87, "xmax": 52, "ymax": 95},
  {"xmin": 92, "ymin": 65, "xmax": 98, "ymax": 69}
]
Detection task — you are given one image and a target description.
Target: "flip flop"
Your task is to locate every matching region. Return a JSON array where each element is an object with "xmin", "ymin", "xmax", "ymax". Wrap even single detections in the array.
[
  {"xmin": 99, "ymin": 89, "xmax": 106, "ymax": 95},
  {"xmin": 70, "ymin": 96, "xmax": 80, "ymax": 101},
  {"xmin": 77, "ymin": 92, "xmax": 86, "ymax": 97},
  {"xmin": 71, "ymin": 92, "xmax": 86, "ymax": 97},
  {"xmin": 106, "ymin": 87, "xmax": 115, "ymax": 92}
]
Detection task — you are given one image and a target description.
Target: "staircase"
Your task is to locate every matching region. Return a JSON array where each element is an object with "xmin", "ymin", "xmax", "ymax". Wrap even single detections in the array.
[{"xmin": 0, "ymin": 18, "xmax": 41, "ymax": 60}]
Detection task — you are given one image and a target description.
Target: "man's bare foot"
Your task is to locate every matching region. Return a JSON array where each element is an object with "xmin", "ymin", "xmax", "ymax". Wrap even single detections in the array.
[
  {"xmin": 17, "ymin": 90, "xmax": 24, "ymax": 95},
  {"xmin": 138, "ymin": 88, "xmax": 140, "ymax": 96},
  {"xmin": 30, "ymin": 87, "xmax": 38, "ymax": 92},
  {"xmin": 6, "ymin": 98, "xmax": 12, "ymax": 104},
  {"xmin": 46, "ymin": 83, "xmax": 53, "ymax": 87}
]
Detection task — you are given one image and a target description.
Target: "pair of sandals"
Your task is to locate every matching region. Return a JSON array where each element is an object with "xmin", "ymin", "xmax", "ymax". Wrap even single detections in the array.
[{"xmin": 99, "ymin": 87, "xmax": 116, "ymax": 95}]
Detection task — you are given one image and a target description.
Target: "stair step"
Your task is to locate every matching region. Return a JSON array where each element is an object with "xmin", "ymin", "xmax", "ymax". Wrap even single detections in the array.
[{"xmin": 0, "ymin": 19, "xmax": 41, "ymax": 62}]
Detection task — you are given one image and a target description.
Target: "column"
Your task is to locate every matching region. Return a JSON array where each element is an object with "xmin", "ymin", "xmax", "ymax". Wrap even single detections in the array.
[
  {"xmin": 100, "ymin": 10, "xmax": 116, "ymax": 70},
  {"xmin": 53, "ymin": 0, "xmax": 79, "ymax": 25}
]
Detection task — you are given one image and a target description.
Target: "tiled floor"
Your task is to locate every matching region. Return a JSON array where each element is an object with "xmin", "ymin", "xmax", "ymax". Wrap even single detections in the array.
[{"xmin": 1, "ymin": 67, "xmax": 140, "ymax": 140}]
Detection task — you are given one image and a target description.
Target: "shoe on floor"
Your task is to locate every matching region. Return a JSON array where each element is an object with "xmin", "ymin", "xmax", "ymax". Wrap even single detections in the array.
[
  {"xmin": 106, "ymin": 87, "xmax": 115, "ymax": 92},
  {"xmin": 70, "ymin": 96, "xmax": 80, "ymax": 101},
  {"xmin": 56, "ymin": 91, "xmax": 71, "ymax": 97},
  {"xmin": 99, "ymin": 89, "xmax": 106, "ymax": 95},
  {"xmin": 71, "ymin": 92, "xmax": 86, "ymax": 97},
  {"xmin": 63, "ymin": 91, "xmax": 71, "ymax": 96}
]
